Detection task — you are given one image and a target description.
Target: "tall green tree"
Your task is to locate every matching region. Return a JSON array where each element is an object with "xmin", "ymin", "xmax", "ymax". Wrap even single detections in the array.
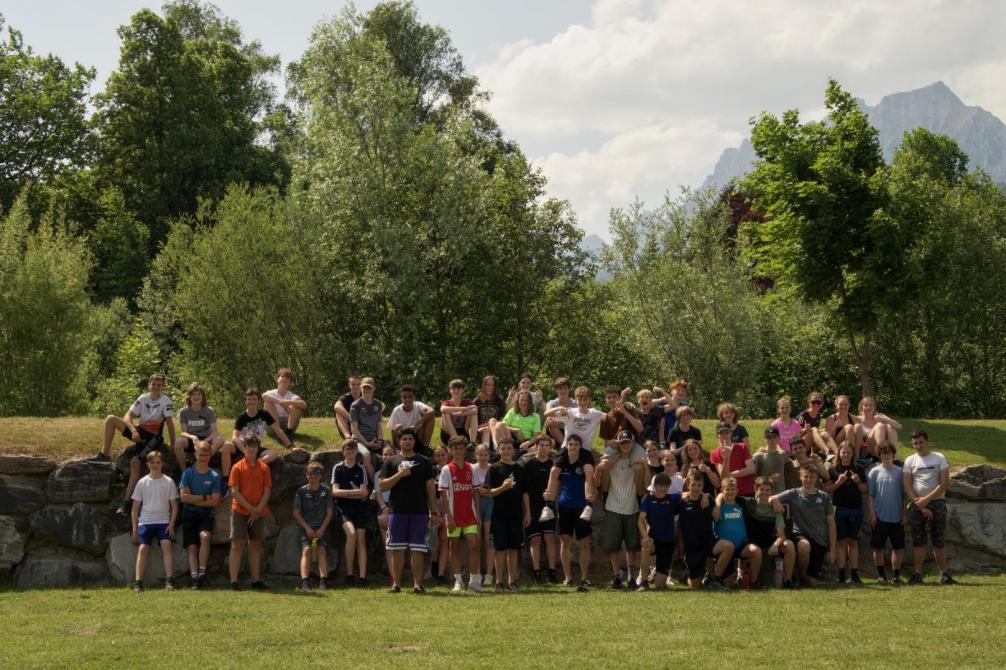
[
  {"xmin": 0, "ymin": 16, "xmax": 94, "ymax": 212},
  {"xmin": 93, "ymin": 0, "xmax": 288, "ymax": 250},
  {"xmin": 744, "ymin": 79, "xmax": 898, "ymax": 396}
]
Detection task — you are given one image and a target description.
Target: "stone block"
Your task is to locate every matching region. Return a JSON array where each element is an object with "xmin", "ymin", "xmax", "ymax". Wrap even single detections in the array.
[
  {"xmin": 269, "ymin": 524, "xmax": 340, "ymax": 576},
  {"xmin": 0, "ymin": 455, "xmax": 57, "ymax": 475},
  {"xmin": 13, "ymin": 545, "xmax": 109, "ymax": 588},
  {"xmin": 0, "ymin": 514, "xmax": 28, "ymax": 569},
  {"xmin": 949, "ymin": 465, "xmax": 1006, "ymax": 501},
  {"xmin": 47, "ymin": 458, "xmax": 114, "ymax": 503},
  {"xmin": 0, "ymin": 474, "xmax": 48, "ymax": 515},
  {"xmin": 31, "ymin": 503, "xmax": 109, "ymax": 555},
  {"xmin": 106, "ymin": 531, "xmax": 189, "ymax": 583},
  {"xmin": 946, "ymin": 501, "xmax": 1006, "ymax": 559}
]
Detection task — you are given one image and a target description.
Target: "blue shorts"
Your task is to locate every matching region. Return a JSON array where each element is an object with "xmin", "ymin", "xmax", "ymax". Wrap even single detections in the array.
[
  {"xmin": 479, "ymin": 495, "xmax": 493, "ymax": 521},
  {"xmin": 835, "ymin": 507, "xmax": 864, "ymax": 541},
  {"xmin": 137, "ymin": 523, "xmax": 171, "ymax": 546}
]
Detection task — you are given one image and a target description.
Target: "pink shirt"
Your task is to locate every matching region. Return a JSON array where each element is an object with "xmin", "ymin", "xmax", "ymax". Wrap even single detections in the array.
[{"xmin": 772, "ymin": 417, "xmax": 802, "ymax": 455}]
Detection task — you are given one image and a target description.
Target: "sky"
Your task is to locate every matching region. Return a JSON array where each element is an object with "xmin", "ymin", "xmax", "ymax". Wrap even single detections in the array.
[{"xmin": 6, "ymin": 0, "xmax": 1006, "ymax": 238}]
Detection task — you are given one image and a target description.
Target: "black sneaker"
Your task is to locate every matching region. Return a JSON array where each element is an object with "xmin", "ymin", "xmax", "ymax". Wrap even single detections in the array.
[
  {"xmin": 300, "ymin": 579, "xmax": 310, "ymax": 593},
  {"xmin": 611, "ymin": 576, "xmax": 623, "ymax": 590},
  {"xmin": 891, "ymin": 575, "xmax": 904, "ymax": 585},
  {"xmin": 909, "ymin": 573, "xmax": 925, "ymax": 585},
  {"xmin": 318, "ymin": 578, "xmax": 328, "ymax": 591},
  {"xmin": 229, "ymin": 581, "xmax": 241, "ymax": 591},
  {"xmin": 636, "ymin": 582, "xmax": 650, "ymax": 592},
  {"xmin": 705, "ymin": 579, "xmax": 727, "ymax": 592},
  {"xmin": 548, "ymin": 569, "xmax": 559, "ymax": 584},
  {"xmin": 494, "ymin": 582, "xmax": 504, "ymax": 593},
  {"xmin": 507, "ymin": 583, "xmax": 517, "ymax": 593},
  {"xmin": 877, "ymin": 575, "xmax": 889, "ymax": 585},
  {"xmin": 164, "ymin": 577, "xmax": 175, "ymax": 591},
  {"xmin": 344, "ymin": 575, "xmax": 356, "ymax": 588},
  {"xmin": 91, "ymin": 452, "xmax": 111, "ymax": 462},
  {"xmin": 190, "ymin": 576, "xmax": 200, "ymax": 590},
  {"xmin": 939, "ymin": 573, "xmax": 958, "ymax": 585},
  {"xmin": 354, "ymin": 577, "xmax": 367, "ymax": 589},
  {"xmin": 412, "ymin": 585, "xmax": 426, "ymax": 594},
  {"xmin": 850, "ymin": 572, "xmax": 862, "ymax": 584},
  {"xmin": 581, "ymin": 579, "xmax": 593, "ymax": 588},
  {"xmin": 250, "ymin": 581, "xmax": 268, "ymax": 591},
  {"xmin": 783, "ymin": 579, "xmax": 799, "ymax": 590},
  {"xmin": 577, "ymin": 580, "xmax": 589, "ymax": 592},
  {"xmin": 532, "ymin": 570, "xmax": 542, "ymax": 585},
  {"xmin": 132, "ymin": 580, "xmax": 144, "ymax": 592},
  {"xmin": 388, "ymin": 585, "xmax": 401, "ymax": 593}
]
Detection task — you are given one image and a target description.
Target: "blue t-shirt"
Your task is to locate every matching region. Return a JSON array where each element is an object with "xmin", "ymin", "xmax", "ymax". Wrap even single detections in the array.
[
  {"xmin": 180, "ymin": 466, "xmax": 221, "ymax": 518},
  {"xmin": 868, "ymin": 464, "xmax": 904, "ymax": 524},
  {"xmin": 640, "ymin": 493, "xmax": 681, "ymax": 543},
  {"xmin": 332, "ymin": 461, "xmax": 369, "ymax": 515},
  {"xmin": 659, "ymin": 400, "xmax": 688, "ymax": 443},
  {"xmin": 715, "ymin": 501, "xmax": 747, "ymax": 547},
  {"xmin": 556, "ymin": 452, "xmax": 588, "ymax": 509}
]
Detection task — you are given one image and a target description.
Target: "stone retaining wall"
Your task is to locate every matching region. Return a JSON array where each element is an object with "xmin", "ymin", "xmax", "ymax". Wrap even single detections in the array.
[{"xmin": 2, "ymin": 454, "xmax": 1004, "ymax": 588}]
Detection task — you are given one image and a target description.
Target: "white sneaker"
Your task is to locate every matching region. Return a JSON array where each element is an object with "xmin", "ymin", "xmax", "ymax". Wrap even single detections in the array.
[
  {"xmin": 469, "ymin": 579, "xmax": 482, "ymax": 593},
  {"xmin": 539, "ymin": 506, "xmax": 555, "ymax": 523},
  {"xmin": 483, "ymin": 574, "xmax": 494, "ymax": 586},
  {"xmin": 452, "ymin": 580, "xmax": 463, "ymax": 593},
  {"xmin": 579, "ymin": 505, "xmax": 593, "ymax": 522}
]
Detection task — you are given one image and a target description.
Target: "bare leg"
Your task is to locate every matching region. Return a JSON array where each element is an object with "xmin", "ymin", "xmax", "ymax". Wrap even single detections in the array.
[
  {"xmin": 482, "ymin": 521, "xmax": 494, "ymax": 579},
  {"xmin": 221, "ymin": 442, "xmax": 235, "ymax": 478},
  {"xmin": 343, "ymin": 521, "xmax": 357, "ymax": 577},
  {"xmin": 464, "ymin": 533, "xmax": 480, "ymax": 579},
  {"xmin": 125, "ymin": 458, "xmax": 142, "ymax": 499},
  {"xmin": 410, "ymin": 551, "xmax": 425, "ymax": 588},
  {"xmin": 135, "ymin": 544, "xmax": 149, "ymax": 582},
  {"xmin": 198, "ymin": 532, "xmax": 211, "ymax": 572},
  {"xmin": 187, "ymin": 543, "xmax": 199, "ymax": 576},
  {"xmin": 355, "ymin": 529, "xmax": 368, "ymax": 579},
  {"xmin": 578, "ymin": 538, "xmax": 592, "ymax": 581},
  {"xmin": 259, "ymin": 448, "xmax": 279, "ymax": 464},
  {"xmin": 318, "ymin": 547, "xmax": 329, "ymax": 579},
  {"xmin": 933, "ymin": 546, "xmax": 948, "ymax": 573},
  {"xmin": 848, "ymin": 540, "xmax": 860, "ymax": 569},
  {"xmin": 712, "ymin": 540, "xmax": 734, "ymax": 579},
  {"xmin": 287, "ymin": 405, "xmax": 303, "ymax": 433},
  {"xmin": 529, "ymin": 536, "xmax": 542, "ymax": 570},
  {"xmin": 745, "ymin": 544, "xmax": 762, "ymax": 579},
  {"xmin": 507, "ymin": 549, "xmax": 519, "ymax": 586},
  {"xmin": 465, "ymin": 414, "xmax": 478, "ymax": 443},
  {"xmin": 229, "ymin": 540, "xmax": 246, "ymax": 582},
  {"xmin": 419, "ymin": 412, "xmax": 435, "ymax": 447},
  {"xmin": 783, "ymin": 540, "xmax": 795, "ymax": 580},
  {"xmin": 390, "ymin": 549, "xmax": 405, "ymax": 588},
  {"xmin": 560, "ymin": 535, "xmax": 573, "ymax": 582},
  {"xmin": 300, "ymin": 546, "xmax": 311, "ymax": 579},
  {"xmin": 102, "ymin": 415, "xmax": 130, "ymax": 456},
  {"xmin": 336, "ymin": 413, "xmax": 352, "ymax": 440},
  {"xmin": 797, "ymin": 539, "xmax": 811, "ymax": 578},
  {"xmin": 544, "ymin": 533, "xmax": 557, "ymax": 570},
  {"xmin": 173, "ymin": 439, "xmax": 189, "ymax": 470},
  {"xmin": 248, "ymin": 540, "xmax": 262, "ymax": 582},
  {"xmin": 494, "ymin": 549, "xmax": 506, "ymax": 583}
]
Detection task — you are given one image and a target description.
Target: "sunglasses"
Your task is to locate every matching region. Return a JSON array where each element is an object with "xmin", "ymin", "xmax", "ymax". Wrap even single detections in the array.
[
  {"xmin": 811, "ymin": 399, "xmax": 823, "ymax": 405},
  {"xmin": 307, "ymin": 471, "xmax": 322, "ymax": 477}
]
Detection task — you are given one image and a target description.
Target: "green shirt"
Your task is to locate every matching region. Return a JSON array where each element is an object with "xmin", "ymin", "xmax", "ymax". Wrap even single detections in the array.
[
  {"xmin": 503, "ymin": 408, "xmax": 542, "ymax": 440},
  {"xmin": 754, "ymin": 450, "xmax": 789, "ymax": 493}
]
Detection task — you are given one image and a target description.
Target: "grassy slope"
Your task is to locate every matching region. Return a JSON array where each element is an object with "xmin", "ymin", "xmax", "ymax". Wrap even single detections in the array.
[
  {"xmin": 0, "ymin": 577, "xmax": 1004, "ymax": 668},
  {"xmin": 1, "ymin": 416, "xmax": 1004, "ymax": 467}
]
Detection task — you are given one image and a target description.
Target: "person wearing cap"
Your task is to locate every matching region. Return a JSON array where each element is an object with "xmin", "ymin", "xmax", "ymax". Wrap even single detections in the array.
[
  {"xmin": 594, "ymin": 430, "xmax": 648, "ymax": 589},
  {"xmin": 710, "ymin": 420, "xmax": 755, "ymax": 500},
  {"xmin": 440, "ymin": 379, "xmax": 478, "ymax": 445},
  {"xmin": 754, "ymin": 426, "xmax": 788, "ymax": 494},
  {"xmin": 350, "ymin": 377, "xmax": 384, "ymax": 476}
]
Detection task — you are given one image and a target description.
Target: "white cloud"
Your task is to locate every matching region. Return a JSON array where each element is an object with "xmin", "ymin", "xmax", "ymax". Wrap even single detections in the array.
[{"xmin": 475, "ymin": 0, "xmax": 1006, "ymax": 237}]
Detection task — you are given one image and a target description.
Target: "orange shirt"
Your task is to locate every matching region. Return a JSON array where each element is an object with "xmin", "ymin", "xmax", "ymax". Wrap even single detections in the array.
[{"xmin": 229, "ymin": 458, "xmax": 272, "ymax": 516}]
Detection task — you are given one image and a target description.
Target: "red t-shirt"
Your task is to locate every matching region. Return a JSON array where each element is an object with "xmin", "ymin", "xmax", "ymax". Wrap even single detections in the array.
[
  {"xmin": 441, "ymin": 398, "xmax": 474, "ymax": 432},
  {"xmin": 229, "ymin": 458, "xmax": 272, "ymax": 516},
  {"xmin": 710, "ymin": 442, "xmax": 754, "ymax": 496},
  {"xmin": 438, "ymin": 461, "xmax": 477, "ymax": 527}
]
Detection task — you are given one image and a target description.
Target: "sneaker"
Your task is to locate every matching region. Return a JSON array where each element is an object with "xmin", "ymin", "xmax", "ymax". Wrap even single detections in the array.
[
  {"xmin": 891, "ymin": 576, "xmax": 904, "ymax": 586},
  {"xmin": 705, "ymin": 579, "xmax": 727, "ymax": 592},
  {"xmin": 91, "ymin": 452, "xmax": 111, "ymax": 462},
  {"xmin": 494, "ymin": 582, "xmax": 504, "ymax": 593},
  {"xmin": 508, "ymin": 583, "xmax": 518, "ymax": 593},
  {"xmin": 577, "ymin": 580, "xmax": 589, "ymax": 592},
  {"xmin": 468, "ymin": 579, "xmax": 482, "ymax": 593},
  {"xmin": 636, "ymin": 582, "xmax": 650, "ymax": 592},
  {"xmin": 837, "ymin": 572, "xmax": 847, "ymax": 584},
  {"xmin": 132, "ymin": 580, "xmax": 144, "ymax": 592},
  {"xmin": 483, "ymin": 574, "xmax": 494, "ymax": 586},
  {"xmin": 611, "ymin": 576, "xmax": 623, "ymax": 590},
  {"xmin": 539, "ymin": 506, "xmax": 555, "ymax": 523},
  {"xmin": 318, "ymin": 578, "xmax": 328, "ymax": 591},
  {"xmin": 783, "ymin": 579, "xmax": 799, "ymax": 590},
  {"xmin": 301, "ymin": 579, "xmax": 310, "ymax": 593},
  {"xmin": 562, "ymin": 579, "xmax": 573, "ymax": 588},
  {"xmin": 229, "ymin": 582, "xmax": 240, "ymax": 591},
  {"xmin": 190, "ymin": 576, "xmax": 200, "ymax": 590},
  {"xmin": 164, "ymin": 577, "xmax": 175, "ymax": 591},
  {"xmin": 548, "ymin": 569, "xmax": 559, "ymax": 584},
  {"xmin": 850, "ymin": 572, "xmax": 863, "ymax": 584},
  {"xmin": 877, "ymin": 575, "xmax": 889, "ymax": 585},
  {"xmin": 909, "ymin": 573, "xmax": 925, "ymax": 585},
  {"xmin": 452, "ymin": 580, "xmax": 463, "ymax": 593},
  {"xmin": 115, "ymin": 499, "xmax": 129, "ymax": 517},
  {"xmin": 388, "ymin": 585, "xmax": 401, "ymax": 593},
  {"xmin": 250, "ymin": 581, "xmax": 268, "ymax": 591},
  {"xmin": 344, "ymin": 575, "xmax": 356, "ymax": 588},
  {"xmin": 579, "ymin": 505, "xmax": 593, "ymax": 522},
  {"xmin": 412, "ymin": 585, "xmax": 426, "ymax": 594},
  {"xmin": 581, "ymin": 579, "xmax": 593, "ymax": 588},
  {"xmin": 939, "ymin": 573, "xmax": 958, "ymax": 585},
  {"xmin": 354, "ymin": 578, "xmax": 366, "ymax": 589}
]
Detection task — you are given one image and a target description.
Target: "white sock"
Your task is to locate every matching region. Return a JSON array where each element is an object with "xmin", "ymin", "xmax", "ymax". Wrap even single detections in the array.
[
  {"xmin": 454, "ymin": 574, "xmax": 463, "ymax": 584},
  {"xmin": 470, "ymin": 573, "xmax": 481, "ymax": 583}
]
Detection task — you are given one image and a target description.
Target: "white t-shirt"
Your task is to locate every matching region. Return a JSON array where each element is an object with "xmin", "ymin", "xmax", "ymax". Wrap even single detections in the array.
[
  {"xmin": 131, "ymin": 475, "xmax": 179, "ymax": 525},
  {"xmin": 263, "ymin": 389, "xmax": 298, "ymax": 419},
  {"xmin": 129, "ymin": 393, "xmax": 174, "ymax": 435},
  {"xmin": 389, "ymin": 402, "xmax": 431, "ymax": 430},
  {"xmin": 903, "ymin": 450, "xmax": 949, "ymax": 499},
  {"xmin": 648, "ymin": 472, "xmax": 684, "ymax": 495},
  {"xmin": 558, "ymin": 407, "xmax": 604, "ymax": 447}
]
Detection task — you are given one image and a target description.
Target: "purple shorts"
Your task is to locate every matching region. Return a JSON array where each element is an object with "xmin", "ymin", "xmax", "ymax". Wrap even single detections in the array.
[{"xmin": 386, "ymin": 512, "xmax": 429, "ymax": 553}]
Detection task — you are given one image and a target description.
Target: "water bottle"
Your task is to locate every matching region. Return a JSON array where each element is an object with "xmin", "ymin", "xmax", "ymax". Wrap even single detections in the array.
[{"xmin": 774, "ymin": 559, "xmax": 784, "ymax": 588}]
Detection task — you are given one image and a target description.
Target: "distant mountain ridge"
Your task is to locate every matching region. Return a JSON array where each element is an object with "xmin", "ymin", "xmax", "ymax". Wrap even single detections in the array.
[{"xmin": 702, "ymin": 81, "xmax": 1006, "ymax": 190}]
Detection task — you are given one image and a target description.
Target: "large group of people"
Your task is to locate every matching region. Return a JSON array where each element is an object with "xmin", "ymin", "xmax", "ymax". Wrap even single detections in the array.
[{"xmin": 95, "ymin": 371, "xmax": 957, "ymax": 593}]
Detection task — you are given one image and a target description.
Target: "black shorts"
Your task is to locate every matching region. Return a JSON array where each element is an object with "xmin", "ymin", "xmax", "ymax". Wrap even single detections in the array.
[
  {"xmin": 122, "ymin": 430, "xmax": 163, "ymax": 461},
  {"xmin": 181, "ymin": 514, "xmax": 214, "ymax": 547},
  {"xmin": 557, "ymin": 506, "xmax": 592, "ymax": 540},
  {"xmin": 684, "ymin": 540, "xmax": 716, "ymax": 579},
  {"xmin": 793, "ymin": 533, "xmax": 827, "ymax": 579},
  {"xmin": 491, "ymin": 516, "xmax": 524, "ymax": 550},
  {"xmin": 870, "ymin": 521, "xmax": 906, "ymax": 550},
  {"xmin": 337, "ymin": 504, "xmax": 366, "ymax": 530},
  {"xmin": 525, "ymin": 515, "xmax": 556, "ymax": 540},
  {"xmin": 653, "ymin": 540, "xmax": 675, "ymax": 575}
]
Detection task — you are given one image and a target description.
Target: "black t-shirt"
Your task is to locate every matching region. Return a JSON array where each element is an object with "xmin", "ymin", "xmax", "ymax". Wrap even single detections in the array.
[
  {"xmin": 557, "ymin": 447, "xmax": 595, "ymax": 467},
  {"xmin": 638, "ymin": 407, "xmax": 663, "ymax": 443},
  {"xmin": 797, "ymin": 410, "xmax": 821, "ymax": 430},
  {"xmin": 486, "ymin": 461, "xmax": 527, "ymax": 519},
  {"xmin": 648, "ymin": 463, "xmax": 664, "ymax": 479},
  {"xmin": 675, "ymin": 497, "xmax": 714, "ymax": 552},
  {"xmin": 332, "ymin": 461, "xmax": 368, "ymax": 515},
  {"xmin": 475, "ymin": 396, "xmax": 507, "ymax": 425},
  {"xmin": 829, "ymin": 463, "xmax": 866, "ymax": 509},
  {"xmin": 337, "ymin": 392, "xmax": 357, "ymax": 412},
  {"xmin": 234, "ymin": 409, "xmax": 274, "ymax": 437},
  {"xmin": 379, "ymin": 453, "xmax": 434, "ymax": 514},
  {"xmin": 669, "ymin": 424, "xmax": 702, "ymax": 451},
  {"xmin": 680, "ymin": 461, "xmax": 717, "ymax": 496},
  {"xmin": 520, "ymin": 455, "xmax": 553, "ymax": 515}
]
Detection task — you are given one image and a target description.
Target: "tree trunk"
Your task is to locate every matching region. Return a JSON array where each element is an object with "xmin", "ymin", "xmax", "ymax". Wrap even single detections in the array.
[
  {"xmin": 923, "ymin": 306, "xmax": 940, "ymax": 415},
  {"xmin": 845, "ymin": 323, "xmax": 874, "ymax": 398}
]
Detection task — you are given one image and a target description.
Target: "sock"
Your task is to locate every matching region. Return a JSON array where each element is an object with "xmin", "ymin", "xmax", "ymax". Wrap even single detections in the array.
[
  {"xmin": 191, "ymin": 570, "xmax": 199, "ymax": 580},
  {"xmin": 877, "ymin": 565, "xmax": 887, "ymax": 578},
  {"xmin": 470, "ymin": 573, "xmax": 481, "ymax": 584},
  {"xmin": 454, "ymin": 573, "xmax": 463, "ymax": 584},
  {"xmin": 627, "ymin": 566, "xmax": 638, "ymax": 583}
]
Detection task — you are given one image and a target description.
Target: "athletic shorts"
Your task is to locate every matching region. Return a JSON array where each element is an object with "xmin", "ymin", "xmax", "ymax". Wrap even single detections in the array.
[
  {"xmin": 870, "ymin": 520, "xmax": 906, "ymax": 550},
  {"xmin": 653, "ymin": 540, "xmax": 675, "ymax": 575},
  {"xmin": 298, "ymin": 526, "xmax": 330, "ymax": 548},
  {"xmin": 835, "ymin": 507, "xmax": 864, "ymax": 541},
  {"xmin": 525, "ymin": 515, "xmax": 556, "ymax": 540},
  {"xmin": 491, "ymin": 516, "xmax": 524, "ymax": 551},
  {"xmin": 230, "ymin": 510, "xmax": 268, "ymax": 542},
  {"xmin": 123, "ymin": 430, "xmax": 163, "ymax": 460},
  {"xmin": 181, "ymin": 514, "xmax": 214, "ymax": 547},
  {"xmin": 684, "ymin": 540, "xmax": 716, "ymax": 579},
  {"xmin": 386, "ymin": 512, "xmax": 429, "ymax": 553},
  {"xmin": 447, "ymin": 524, "xmax": 479, "ymax": 538},
  {"xmin": 137, "ymin": 523, "xmax": 170, "ymax": 546},
  {"xmin": 479, "ymin": 496, "xmax": 494, "ymax": 521},
  {"xmin": 603, "ymin": 511, "xmax": 641, "ymax": 553},
  {"xmin": 557, "ymin": 506, "xmax": 592, "ymax": 540},
  {"xmin": 909, "ymin": 499, "xmax": 947, "ymax": 548},
  {"xmin": 337, "ymin": 504, "xmax": 367, "ymax": 530},
  {"xmin": 793, "ymin": 533, "xmax": 827, "ymax": 579}
]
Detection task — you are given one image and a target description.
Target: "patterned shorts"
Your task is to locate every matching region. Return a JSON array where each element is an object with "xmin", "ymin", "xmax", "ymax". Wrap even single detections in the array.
[{"xmin": 909, "ymin": 499, "xmax": 947, "ymax": 548}]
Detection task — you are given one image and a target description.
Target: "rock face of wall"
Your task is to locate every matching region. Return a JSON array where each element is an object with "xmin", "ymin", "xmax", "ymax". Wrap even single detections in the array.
[{"xmin": 1, "ymin": 455, "xmax": 1005, "ymax": 588}]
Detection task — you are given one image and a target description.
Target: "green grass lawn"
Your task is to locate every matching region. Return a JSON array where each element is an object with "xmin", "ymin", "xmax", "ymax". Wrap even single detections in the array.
[
  {"xmin": 2, "ymin": 416, "xmax": 1004, "ymax": 467},
  {"xmin": 1, "ymin": 577, "xmax": 1004, "ymax": 668}
]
